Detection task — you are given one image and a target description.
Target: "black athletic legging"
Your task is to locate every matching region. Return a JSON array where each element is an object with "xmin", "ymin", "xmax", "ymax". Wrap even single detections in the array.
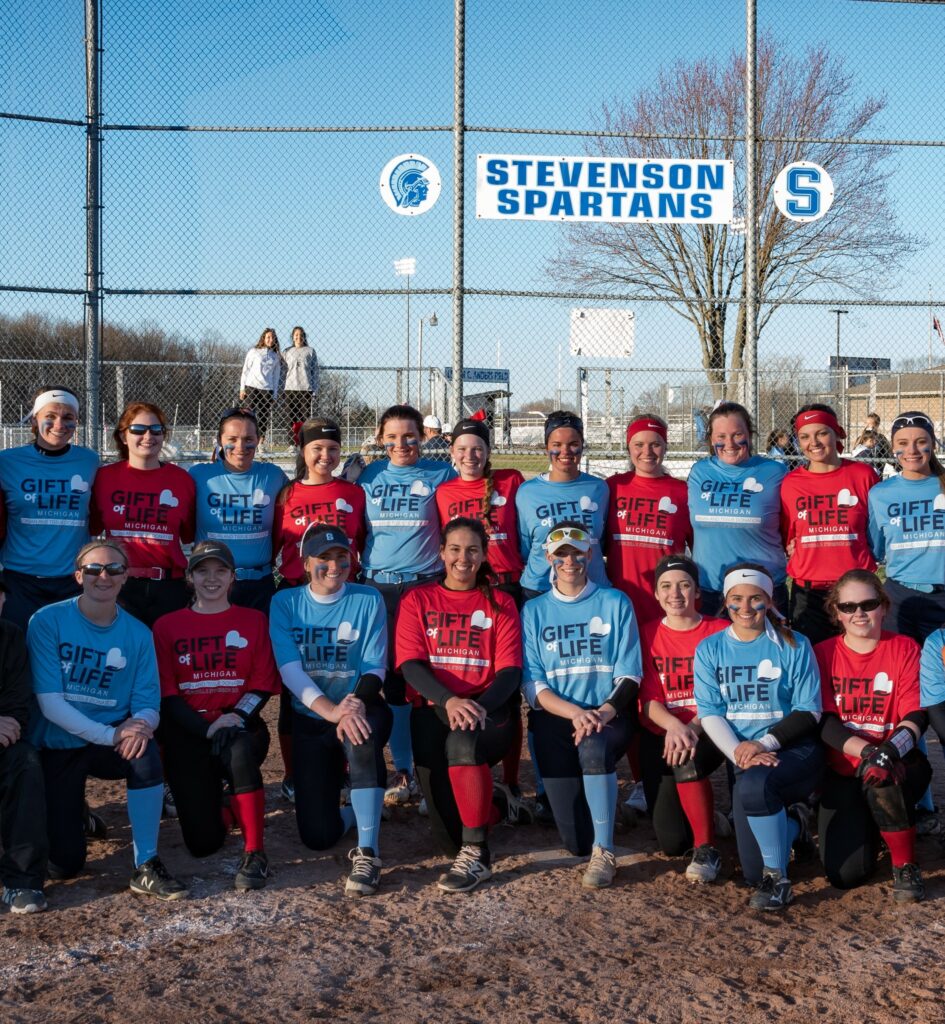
[
  {"xmin": 639, "ymin": 727, "xmax": 726, "ymax": 856},
  {"xmin": 818, "ymin": 751, "xmax": 932, "ymax": 890},
  {"xmin": 529, "ymin": 708, "xmax": 632, "ymax": 857},
  {"xmin": 162, "ymin": 717, "xmax": 270, "ymax": 858},
  {"xmin": 411, "ymin": 696, "xmax": 519, "ymax": 857},
  {"xmin": 292, "ymin": 701, "xmax": 392, "ymax": 851}
]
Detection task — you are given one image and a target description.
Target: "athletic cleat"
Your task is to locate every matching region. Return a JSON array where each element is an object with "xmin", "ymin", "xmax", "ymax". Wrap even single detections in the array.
[
  {"xmin": 685, "ymin": 844, "xmax": 722, "ymax": 884},
  {"xmin": 437, "ymin": 845, "xmax": 493, "ymax": 892},
  {"xmin": 749, "ymin": 868, "xmax": 793, "ymax": 912},
  {"xmin": 234, "ymin": 850, "xmax": 270, "ymax": 891},
  {"xmin": 83, "ymin": 802, "xmax": 107, "ymax": 840},
  {"xmin": 915, "ymin": 808, "xmax": 941, "ymax": 837},
  {"xmin": 345, "ymin": 847, "xmax": 382, "ymax": 897},
  {"xmin": 891, "ymin": 863, "xmax": 925, "ymax": 903},
  {"xmin": 162, "ymin": 783, "xmax": 178, "ymax": 819},
  {"xmin": 788, "ymin": 802, "xmax": 817, "ymax": 863},
  {"xmin": 280, "ymin": 777, "xmax": 296, "ymax": 804},
  {"xmin": 493, "ymin": 782, "xmax": 535, "ymax": 826},
  {"xmin": 418, "ymin": 797, "xmax": 428, "ymax": 817},
  {"xmin": 582, "ymin": 846, "xmax": 618, "ymax": 888},
  {"xmin": 129, "ymin": 857, "xmax": 189, "ymax": 901},
  {"xmin": 384, "ymin": 770, "xmax": 417, "ymax": 807},
  {"xmin": 714, "ymin": 809, "xmax": 734, "ymax": 839},
  {"xmin": 625, "ymin": 780, "xmax": 648, "ymax": 814},
  {"xmin": 533, "ymin": 793, "xmax": 556, "ymax": 827},
  {"xmin": 2, "ymin": 888, "xmax": 47, "ymax": 914}
]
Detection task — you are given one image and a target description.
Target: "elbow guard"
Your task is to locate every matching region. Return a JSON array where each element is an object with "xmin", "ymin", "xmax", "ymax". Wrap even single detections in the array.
[{"xmin": 604, "ymin": 676, "xmax": 639, "ymax": 715}]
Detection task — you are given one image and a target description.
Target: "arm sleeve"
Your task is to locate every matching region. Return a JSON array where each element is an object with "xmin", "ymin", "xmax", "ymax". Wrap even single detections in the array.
[
  {"xmin": 700, "ymin": 714, "xmax": 740, "ymax": 762},
  {"xmin": 602, "ymin": 676, "xmax": 639, "ymax": 715},
  {"xmin": 353, "ymin": 673, "xmax": 383, "ymax": 702},
  {"xmin": 36, "ymin": 692, "xmax": 116, "ymax": 746},
  {"xmin": 478, "ymin": 667, "xmax": 522, "ymax": 713},
  {"xmin": 160, "ymin": 695, "xmax": 210, "ymax": 738},
  {"xmin": 767, "ymin": 709, "xmax": 820, "ymax": 748},
  {"xmin": 0, "ymin": 627, "xmax": 33, "ymax": 729},
  {"xmin": 279, "ymin": 659, "xmax": 325, "ymax": 711},
  {"xmin": 401, "ymin": 659, "xmax": 454, "ymax": 708},
  {"xmin": 819, "ymin": 712, "xmax": 853, "ymax": 754}
]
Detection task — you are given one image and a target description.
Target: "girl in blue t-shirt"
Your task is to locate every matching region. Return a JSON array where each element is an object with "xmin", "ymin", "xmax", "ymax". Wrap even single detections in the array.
[
  {"xmin": 694, "ymin": 562, "xmax": 823, "ymax": 912},
  {"xmin": 269, "ymin": 524, "xmax": 391, "ymax": 898},
  {"xmin": 357, "ymin": 404, "xmax": 456, "ymax": 807},
  {"xmin": 0, "ymin": 385, "xmax": 99, "ymax": 630},
  {"xmin": 687, "ymin": 402, "xmax": 788, "ymax": 617}
]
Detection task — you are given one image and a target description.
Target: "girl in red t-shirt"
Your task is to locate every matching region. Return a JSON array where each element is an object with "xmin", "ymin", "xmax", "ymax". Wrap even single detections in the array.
[
  {"xmin": 395, "ymin": 517, "xmax": 522, "ymax": 893},
  {"xmin": 154, "ymin": 541, "xmax": 280, "ymax": 892},
  {"xmin": 815, "ymin": 569, "xmax": 930, "ymax": 903},
  {"xmin": 638, "ymin": 554, "xmax": 728, "ymax": 883}
]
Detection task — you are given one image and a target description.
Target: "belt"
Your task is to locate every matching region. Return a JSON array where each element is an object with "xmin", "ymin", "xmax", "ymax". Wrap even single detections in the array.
[
  {"xmin": 361, "ymin": 568, "xmax": 440, "ymax": 585},
  {"xmin": 795, "ymin": 580, "xmax": 830, "ymax": 591},
  {"xmin": 125, "ymin": 567, "xmax": 183, "ymax": 581},
  {"xmin": 899, "ymin": 582, "xmax": 945, "ymax": 594},
  {"xmin": 235, "ymin": 565, "xmax": 271, "ymax": 581}
]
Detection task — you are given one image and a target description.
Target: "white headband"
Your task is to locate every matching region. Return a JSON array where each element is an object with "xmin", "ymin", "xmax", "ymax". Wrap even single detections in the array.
[
  {"xmin": 722, "ymin": 568, "xmax": 773, "ymax": 599},
  {"xmin": 31, "ymin": 390, "xmax": 79, "ymax": 417}
]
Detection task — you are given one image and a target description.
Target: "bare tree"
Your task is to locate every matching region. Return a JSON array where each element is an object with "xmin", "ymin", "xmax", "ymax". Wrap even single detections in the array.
[{"xmin": 551, "ymin": 37, "xmax": 921, "ymax": 396}]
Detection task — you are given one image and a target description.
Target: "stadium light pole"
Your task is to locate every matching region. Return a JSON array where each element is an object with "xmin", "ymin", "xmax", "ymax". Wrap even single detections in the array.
[
  {"xmin": 394, "ymin": 258, "xmax": 416, "ymax": 404},
  {"xmin": 417, "ymin": 312, "xmax": 438, "ymax": 410}
]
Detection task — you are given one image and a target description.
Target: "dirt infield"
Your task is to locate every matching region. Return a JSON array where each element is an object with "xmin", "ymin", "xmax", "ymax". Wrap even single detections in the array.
[{"xmin": 3, "ymin": 710, "xmax": 944, "ymax": 1024}]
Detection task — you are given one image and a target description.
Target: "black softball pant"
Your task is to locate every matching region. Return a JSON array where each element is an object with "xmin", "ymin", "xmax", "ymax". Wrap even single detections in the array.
[
  {"xmin": 639, "ymin": 727, "xmax": 726, "ymax": 857},
  {"xmin": 41, "ymin": 739, "xmax": 164, "ymax": 878},
  {"xmin": 119, "ymin": 577, "xmax": 189, "ymax": 629},
  {"xmin": 292, "ymin": 702, "xmax": 392, "ymax": 851},
  {"xmin": 411, "ymin": 698, "xmax": 518, "ymax": 857},
  {"xmin": 529, "ymin": 707, "xmax": 632, "ymax": 857},
  {"xmin": 818, "ymin": 752, "xmax": 932, "ymax": 890},
  {"xmin": 0, "ymin": 741, "xmax": 48, "ymax": 890},
  {"xmin": 1, "ymin": 571, "xmax": 79, "ymax": 633},
  {"xmin": 162, "ymin": 718, "xmax": 270, "ymax": 858}
]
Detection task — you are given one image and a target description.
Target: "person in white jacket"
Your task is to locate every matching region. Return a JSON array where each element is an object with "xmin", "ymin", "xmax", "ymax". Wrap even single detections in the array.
[
  {"xmin": 239, "ymin": 327, "xmax": 283, "ymax": 443},
  {"xmin": 283, "ymin": 326, "xmax": 320, "ymax": 429}
]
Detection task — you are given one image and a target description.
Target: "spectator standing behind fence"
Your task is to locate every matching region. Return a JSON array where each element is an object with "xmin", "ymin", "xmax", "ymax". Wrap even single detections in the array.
[
  {"xmin": 421, "ymin": 416, "xmax": 452, "ymax": 461},
  {"xmin": 0, "ymin": 386, "xmax": 99, "ymax": 631},
  {"xmin": 239, "ymin": 328, "xmax": 282, "ymax": 445},
  {"xmin": 283, "ymin": 326, "xmax": 319, "ymax": 429},
  {"xmin": 865, "ymin": 413, "xmax": 893, "ymax": 465},
  {"xmin": 765, "ymin": 429, "xmax": 789, "ymax": 461},
  {"xmin": 90, "ymin": 402, "xmax": 196, "ymax": 628}
]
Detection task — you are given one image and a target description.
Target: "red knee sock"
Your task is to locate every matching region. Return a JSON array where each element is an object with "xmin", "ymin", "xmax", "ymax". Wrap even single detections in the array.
[
  {"xmin": 231, "ymin": 789, "xmax": 266, "ymax": 853},
  {"xmin": 880, "ymin": 827, "xmax": 916, "ymax": 867},
  {"xmin": 502, "ymin": 714, "xmax": 523, "ymax": 787},
  {"xmin": 278, "ymin": 733, "xmax": 293, "ymax": 779},
  {"xmin": 626, "ymin": 732, "xmax": 641, "ymax": 782},
  {"xmin": 676, "ymin": 779, "xmax": 715, "ymax": 847},
  {"xmin": 448, "ymin": 765, "xmax": 494, "ymax": 829}
]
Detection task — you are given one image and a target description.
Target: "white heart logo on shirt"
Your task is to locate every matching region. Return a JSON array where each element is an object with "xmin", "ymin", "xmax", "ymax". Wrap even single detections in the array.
[
  {"xmin": 935, "ymin": 493, "xmax": 945, "ymax": 512},
  {"xmin": 588, "ymin": 616, "xmax": 611, "ymax": 637},
  {"xmin": 658, "ymin": 496, "xmax": 677, "ymax": 514},
  {"xmin": 490, "ymin": 494, "xmax": 507, "ymax": 507},
  {"xmin": 873, "ymin": 672, "xmax": 893, "ymax": 694},
  {"xmin": 756, "ymin": 658, "xmax": 782, "ymax": 681},
  {"xmin": 158, "ymin": 489, "xmax": 179, "ymax": 508},
  {"xmin": 337, "ymin": 621, "xmax": 360, "ymax": 643},
  {"xmin": 579, "ymin": 495, "xmax": 598, "ymax": 512},
  {"xmin": 335, "ymin": 498, "xmax": 354, "ymax": 513},
  {"xmin": 251, "ymin": 488, "xmax": 271, "ymax": 507},
  {"xmin": 836, "ymin": 489, "xmax": 858, "ymax": 507},
  {"xmin": 105, "ymin": 647, "xmax": 127, "ymax": 670},
  {"xmin": 743, "ymin": 477, "xmax": 763, "ymax": 493},
  {"xmin": 410, "ymin": 480, "xmax": 431, "ymax": 497},
  {"xmin": 224, "ymin": 630, "xmax": 248, "ymax": 649},
  {"xmin": 70, "ymin": 474, "xmax": 89, "ymax": 493},
  {"xmin": 470, "ymin": 610, "xmax": 493, "ymax": 630}
]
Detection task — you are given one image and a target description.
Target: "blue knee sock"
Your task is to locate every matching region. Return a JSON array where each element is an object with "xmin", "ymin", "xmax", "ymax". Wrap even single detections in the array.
[
  {"xmin": 581, "ymin": 772, "xmax": 618, "ymax": 850},
  {"xmin": 527, "ymin": 730, "xmax": 546, "ymax": 796},
  {"xmin": 746, "ymin": 810, "xmax": 791, "ymax": 875},
  {"xmin": 126, "ymin": 784, "xmax": 163, "ymax": 867},
  {"xmin": 350, "ymin": 787, "xmax": 384, "ymax": 855},
  {"xmin": 388, "ymin": 704, "xmax": 413, "ymax": 773}
]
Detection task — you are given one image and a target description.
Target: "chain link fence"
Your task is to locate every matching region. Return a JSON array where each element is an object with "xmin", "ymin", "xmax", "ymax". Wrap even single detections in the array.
[{"xmin": 2, "ymin": 1, "xmax": 944, "ymax": 462}]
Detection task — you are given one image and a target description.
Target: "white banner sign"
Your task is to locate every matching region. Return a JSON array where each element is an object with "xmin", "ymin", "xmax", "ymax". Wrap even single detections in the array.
[
  {"xmin": 476, "ymin": 154, "xmax": 734, "ymax": 224},
  {"xmin": 569, "ymin": 308, "xmax": 635, "ymax": 359}
]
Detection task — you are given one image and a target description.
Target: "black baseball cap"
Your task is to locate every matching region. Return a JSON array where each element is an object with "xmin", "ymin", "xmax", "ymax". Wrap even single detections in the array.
[
  {"xmin": 301, "ymin": 524, "xmax": 351, "ymax": 560},
  {"xmin": 187, "ymin": 542, "xmax": 236, "ymax": 572}
]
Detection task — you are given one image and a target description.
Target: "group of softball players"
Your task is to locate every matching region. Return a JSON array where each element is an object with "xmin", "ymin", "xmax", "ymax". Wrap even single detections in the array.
[{"xmin": 2, "ymin": 382, "xmax": 945, "ymax": 915}]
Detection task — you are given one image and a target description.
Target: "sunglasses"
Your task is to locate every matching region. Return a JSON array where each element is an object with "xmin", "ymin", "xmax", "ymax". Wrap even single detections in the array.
[
  {"xmin": 126, "ymin": 423, "xmax": 165, "ymax": 436},
  {"xmin": 546, "ymin": 527, "xmax": 589, "ymax": 545},
  {"xmin": 835, "ymin": 598, "xmax": 883, "ymax": 614},
  {"xmin": 81, "ymin": 562, "xmax": 127, "ymax": 577}
]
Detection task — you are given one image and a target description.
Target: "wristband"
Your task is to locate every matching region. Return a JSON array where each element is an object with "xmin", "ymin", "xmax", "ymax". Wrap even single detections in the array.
[
  {"xmin": 232, "ymin": 692, "xmax": 263, "ymax": 723},
  {"xmin": 878, "ymin": 725, "xmax": 915, "ymax": 762}
]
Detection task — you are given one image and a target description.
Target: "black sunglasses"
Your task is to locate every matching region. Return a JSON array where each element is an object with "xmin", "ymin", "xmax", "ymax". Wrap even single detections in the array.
[
  {"xmin": 81, "ymin": 562, "xmax": 127, "ymax": 577},
  {"xmin": 835, "ymin": 598, "xmax": 883, "ymax": 614},
  {"xmin": 126, "ymin": 423, "xmax": 165, "ymax": 436}
]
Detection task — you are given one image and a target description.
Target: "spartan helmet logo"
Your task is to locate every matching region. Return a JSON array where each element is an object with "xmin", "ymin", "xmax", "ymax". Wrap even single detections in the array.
[{"xmin": 390, "ymin": 158, "xmax": 430, "ymax": 209}]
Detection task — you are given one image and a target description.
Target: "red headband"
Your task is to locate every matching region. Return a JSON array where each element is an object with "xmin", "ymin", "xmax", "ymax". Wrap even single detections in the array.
[
  {"xmin": 626, "ymin": 417, "xmax": 667, "ymax": 445},
  {"xmin": 794, "ymin": 409, "xmax": 846, "ymax": 453}
]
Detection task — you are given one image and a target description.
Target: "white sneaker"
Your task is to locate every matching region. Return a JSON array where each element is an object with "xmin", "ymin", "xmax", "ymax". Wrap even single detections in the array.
[
  {"xmin": 582, "ymin": 846, "xmax": 618, "ymax": 888},
  {"xmin": 437, "ymin": 845, "xmax": 492, "ymax": 892},
  {"xmin": 625, "ymin": 781, "xmax": 647, "ymax": 814},
  {"xmin": 345, "ymin": 847, "xmax": 382, "ymax": 898},
  {"xmin": 685, "ymin": 844, "xmax": 722, "ymax": 884},
  {"xmin": 384, "ymin": 770, "xmax": 416, "ymax": 807}
]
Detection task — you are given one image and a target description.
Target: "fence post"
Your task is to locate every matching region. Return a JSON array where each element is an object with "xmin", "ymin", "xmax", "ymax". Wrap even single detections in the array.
[
  {"xmin": 84, "ymin": 0, "xmax": 103, "ymax": 453},
  {"xmin": 743, "ymin": 0, "xmax": 758, "ymax": 427},
  {"xmin": 604, "ymin": 369, "xmax": 612, "ymax": 447},
  {"xmin": 449, "ymin": 0, "xmax": 465, "ymax": 428}
]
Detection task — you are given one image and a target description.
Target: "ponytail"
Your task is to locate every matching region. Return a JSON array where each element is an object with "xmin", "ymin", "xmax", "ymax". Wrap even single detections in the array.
[
  {"xmin": 767, "ymin": 609, "xmax": 797, "ymax": 648},
  {"xmin": 476, "ymin": 557, "xmax": 499, "ymax": 612},
  {"xmin": 930, "ymin": 453, "xmax": 945, "ymax": 496},
  {"xmin": 481, "ymin": 459, "xmax": 496, "ymax": 528}
]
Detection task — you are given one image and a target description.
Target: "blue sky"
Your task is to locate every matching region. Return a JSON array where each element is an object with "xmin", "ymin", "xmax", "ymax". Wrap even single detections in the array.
[{"xmin": 2, "ymin": 0, "xmax": 944, "ymax": 408}]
